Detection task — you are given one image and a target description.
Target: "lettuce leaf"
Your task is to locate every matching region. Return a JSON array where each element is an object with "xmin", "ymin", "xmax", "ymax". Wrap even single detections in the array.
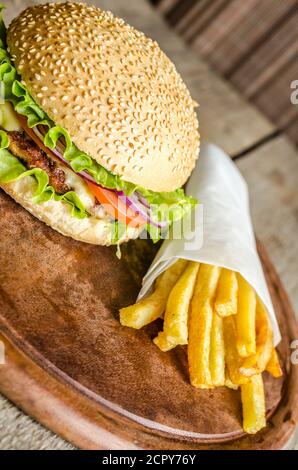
[
  {"xmin": 44, "ymin": 126, "xmax": 137, "ymax": 193},
  {"xmin": 111, "ymin": 220, "xmax": 127, "ymax": 245},
  {"xmin": 0, "ymin": 130, "xmax": 88, "ymax": 218},
  {"xmin": 0, "ymin": 9, "xmax": 197, "ymax": 241},
  {"xmin": 141, "ymin": 187, "xmax": 196, "ymax": 223}
]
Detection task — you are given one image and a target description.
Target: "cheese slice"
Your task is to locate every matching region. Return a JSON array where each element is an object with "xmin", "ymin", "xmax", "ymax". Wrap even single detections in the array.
[{"xmin": 0, "ymin": 102, "xmax": 22, "ymax": 131}]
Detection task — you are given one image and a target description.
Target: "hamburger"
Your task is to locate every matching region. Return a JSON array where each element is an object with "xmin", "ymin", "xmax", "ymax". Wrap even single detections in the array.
[{"xmin": 0, "ymin": 2, "xmax": 199, "ymax": 246}]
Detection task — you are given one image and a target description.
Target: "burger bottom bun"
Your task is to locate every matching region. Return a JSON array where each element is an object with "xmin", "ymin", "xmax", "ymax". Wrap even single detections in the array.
[{"xmin": 1, "ymin": 175, "xmax": 140, "ymax": 245}]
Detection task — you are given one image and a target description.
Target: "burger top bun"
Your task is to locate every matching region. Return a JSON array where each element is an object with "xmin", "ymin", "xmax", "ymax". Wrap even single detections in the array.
[{"xmin": 7, "ymin": 2, "xmax": 199, "ymax": 193}]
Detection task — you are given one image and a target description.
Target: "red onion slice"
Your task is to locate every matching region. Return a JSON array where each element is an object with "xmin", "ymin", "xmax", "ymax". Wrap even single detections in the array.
[
  {"xmin": 136, "ymin": 192, "xmax": 151, "ymax": 209},
  {"xmin": 118, "ymin": 191, "xmax": 167, "ymax": 229}
]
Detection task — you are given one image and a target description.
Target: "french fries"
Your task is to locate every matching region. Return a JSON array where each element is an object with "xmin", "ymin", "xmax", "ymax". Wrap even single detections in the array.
[
  {"xmin": 225, "ymin": 370, "xmax": 239, "ymax": 390},
  {"xmin": 119, "ymin": 259, "xmax": 187, "ymax": 329},
  {"xmin": 223, "ymin": 316, "xmax": 249, "ymax": 385},
  {"xmin": 240, "ymin": 298, "xmax": 273, "ymax": 377},
  {"xmin": 236, "ymin": 275, "xmax": 256, "ymax": 358},
  {"xmin": 188, "ymin": 264, "xmax": 221, "ymax": 388},
  {"xmin": 120, "ymin": 259, "xmax": 282, "ymax": 435},
  {"xmin": 241, "ymin": 374, "xmax": 266, "ymax": 434},
  {"xmin": 153, "ymin": 261, "xmax": 200, "ymax": 351},
  {"xmin": 266, "ymin": 348, "xmax": 283, "ymax": 378},
  {"xmin": 215, "ymin": 269, "xmax": 238, "ymax": 317},
  {"xmin": 210, "ymin": 311, "xmax": 225, "ymax": 386}
]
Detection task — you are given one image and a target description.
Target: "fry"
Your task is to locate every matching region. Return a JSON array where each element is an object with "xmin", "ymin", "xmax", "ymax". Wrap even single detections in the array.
[
  {"xmin": 241, "ymin": 374, "xmax": 266, "ymax": 434},
  {"xmin": 214, "ymin": 269, "xmax": 238, "ymax": 317},
  {"xmin": 225, "ymin": 371, "xmax": 239, "ymax": 390},
  {"xmin": 240, "ymin": 298, "xmax": 273, "ymax": 377},
  {"xmin": 236, "ymin": 275, "xmax": 256, "ymax": 357},
  {"xmin": 210, "ymin": 311, "xmax": 225, "ymax": 386},
  {"xmin": 120, "ymin": 259, "xmax": 188, "ymax": 329},
  {"xmin": 266, "ymin": 348, "xmax": 283, "ymax": 378},
  {"xmin": 154, "ymin": 261, "xmax": 200, "ymax": 351},
  {"xmin": 188, "ymin": 264, "xmax": 221, "ymax": 389},
  {"xmin": 223, "ymin": 316, "xmax": 249, "ymax": 385}
]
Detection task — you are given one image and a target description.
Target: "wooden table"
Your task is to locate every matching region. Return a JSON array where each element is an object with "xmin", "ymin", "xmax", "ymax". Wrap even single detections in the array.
[{"xmin": 0, "ymin": 0, "xmax": 297, "ymax": 450}]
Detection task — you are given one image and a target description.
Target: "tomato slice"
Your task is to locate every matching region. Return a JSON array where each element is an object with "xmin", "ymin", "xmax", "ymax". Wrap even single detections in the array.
[{"xmin": 86, "ymin": 181, "xmax": 146, "ymax": 228}]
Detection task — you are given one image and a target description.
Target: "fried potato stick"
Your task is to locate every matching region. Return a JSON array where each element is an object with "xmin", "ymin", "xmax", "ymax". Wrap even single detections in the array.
[
  {"xmin": 265, "ymin": 348, "xmax": 283, "ymax": 378},
  {"xmin": 240, "ymin": 298, "xmax": 273, "ymax": 377},
  {"xmin": 120, "ymin": 259, "xmax": 188, "ymax": 329},
  {"xmin": 188, "ymin": 264, "xmax": 221, "ymax": 389},
  {"xmin": 236, "ymin": 275, "xmax": 256, "ymax": 358},
  {"xmin": 223, "ymin": 316, "xmax": 249, "ymax": 385},
  {"xmin": 241, "ymin": 374, "xmax": 266, "ymax": 434},
  {"xmin": 225, "ymin": 371, "xmax": 239, "ymax": 390},
  {"xmin": 210, "ymin": 311, "xmax": 225, "ymax": 386},
  {"xmin": 214, "ymin": 269, "xmax": 238, "ymax": 317},
  {"xmin": 154, "ymin": 261, "xmax": 200, "ymax": 351}
]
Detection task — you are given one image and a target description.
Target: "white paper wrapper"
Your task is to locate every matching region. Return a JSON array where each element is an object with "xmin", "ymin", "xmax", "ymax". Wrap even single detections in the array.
[{"xmin": 139, "ymin": 143, "xmax": 281, "ymax": 345}]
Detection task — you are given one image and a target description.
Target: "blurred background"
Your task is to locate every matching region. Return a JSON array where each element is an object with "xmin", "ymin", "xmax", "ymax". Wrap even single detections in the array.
[{"xmin": 151, "ymin": 0, "xmax": 298, "ymax": 146}]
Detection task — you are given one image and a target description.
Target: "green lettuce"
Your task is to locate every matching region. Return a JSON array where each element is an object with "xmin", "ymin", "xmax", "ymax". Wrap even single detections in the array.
[
  {"xmin": 44, "ymin": 125, "xmax": 136, "ymax": 193},
  {"xmin": 111, "ymin": 220, "xmax": 127, "ymax": 245},
  {"xmin": 0, "ymin": 6, "xmax": 197, "ymax": 241},
  {"xmin": 0, "ymin": 130, "xmax": 88, "ymax": 218}
]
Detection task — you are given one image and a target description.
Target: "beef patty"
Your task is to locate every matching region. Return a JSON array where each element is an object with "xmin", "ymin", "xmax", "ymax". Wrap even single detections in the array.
[{"xmin": 6, "ymin": 130, "xmax": 70, "ymax": 195}]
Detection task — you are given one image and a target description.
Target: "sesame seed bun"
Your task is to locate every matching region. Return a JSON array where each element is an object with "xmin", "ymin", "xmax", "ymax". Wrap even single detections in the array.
[{"xmin": 7, "ymin": 2, "xmax": 200, "ymax": 193}]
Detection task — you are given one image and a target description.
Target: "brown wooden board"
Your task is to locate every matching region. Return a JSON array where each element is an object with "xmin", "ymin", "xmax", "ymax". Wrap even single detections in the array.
[{"xmin": 0, "ymin": 189, "xmax": 297, "ymax": 449}]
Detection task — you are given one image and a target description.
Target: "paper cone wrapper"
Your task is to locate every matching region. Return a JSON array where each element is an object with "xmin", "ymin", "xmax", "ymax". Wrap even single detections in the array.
[{"xmin": 139, "ymin": 143, "xmax": 281, "ymax": 345}]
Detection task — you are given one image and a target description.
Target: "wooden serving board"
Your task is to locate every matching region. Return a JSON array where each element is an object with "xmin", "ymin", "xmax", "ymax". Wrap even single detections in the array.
[{"xmin": 0, "ymin": 189, "xmax": 297, "ymax": 450}]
